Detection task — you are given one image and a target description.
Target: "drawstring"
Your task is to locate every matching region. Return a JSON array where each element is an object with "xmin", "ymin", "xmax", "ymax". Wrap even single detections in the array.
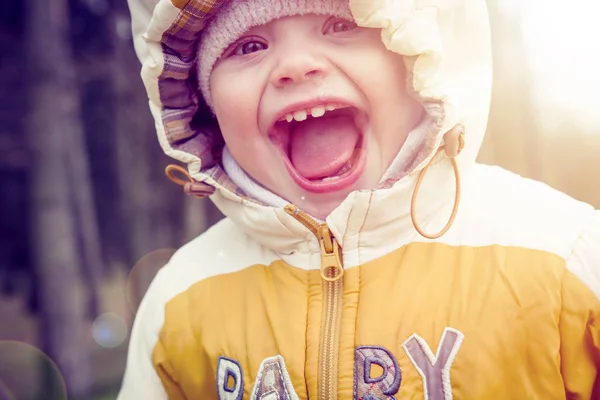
[
  {"xmin": 165, "ymin": 164, "xmax": 215, "ymax": 199},
  {"xmin": 410, "ymin": 125, "xmax": 465, "ymax": 239}
]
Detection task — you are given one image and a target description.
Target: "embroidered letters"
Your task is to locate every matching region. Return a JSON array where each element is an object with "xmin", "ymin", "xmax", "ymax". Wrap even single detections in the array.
[
  {"xmin": 216, "ymin": 328, "xmax": 463, "ymax": 400},
  {"xmin": 354, "ymin": 346, "xmax": 402, "ymax": 400},
  {"xmin": 217, "ymin": 357, "xmax": 244, "ymax": 400},
  {"xmin": 251, "ymin": 355, "xmax": 299, "ymax": 400},
  {"xmin": 402, "ymin": 328, "xmax": 465, "ymax": 400}
]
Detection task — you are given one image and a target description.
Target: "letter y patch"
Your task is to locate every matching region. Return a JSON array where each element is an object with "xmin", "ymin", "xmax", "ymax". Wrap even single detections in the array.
[{"xmin": 402, "ymin": 328, "xmax": 464, "ymax": 400}]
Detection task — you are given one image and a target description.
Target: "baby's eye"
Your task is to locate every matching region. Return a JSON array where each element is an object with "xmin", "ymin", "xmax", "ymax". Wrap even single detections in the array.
[
  {"xmin": 324, "ymin": 18, "xmax": 358, "ymax": 34},
  {"xmin": 232, "ymin": 40, "xmax": 268, "ymax": 56}
]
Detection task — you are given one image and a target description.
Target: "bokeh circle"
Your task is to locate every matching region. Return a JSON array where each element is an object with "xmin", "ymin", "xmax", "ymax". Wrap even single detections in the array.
[
  {"xmin": 0, "ymin": 380, "xmax": 15, "ymax": 400},
  {"xmin": 126, "ymin": 248, "xmax": 175, "ymax": 313},
  {"xmin": 0, "ymin": 341, "xmax": 67, "ymax": 400},
  {"xmin": 92, "ymin": 313, "xmax": 128, "ymax": 349}
]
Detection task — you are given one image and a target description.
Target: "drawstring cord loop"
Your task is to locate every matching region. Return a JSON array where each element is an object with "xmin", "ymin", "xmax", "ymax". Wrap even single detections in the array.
[
  {"xmin": 165, "ymin": 164, "xmax": 215, "ymax": 199},
  {"xmin": 410, "ymin": 125, "xmax": 465, "ymax": 239}
]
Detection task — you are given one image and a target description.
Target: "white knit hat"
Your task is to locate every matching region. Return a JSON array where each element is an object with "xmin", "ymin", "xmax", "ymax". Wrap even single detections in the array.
[{"xmin": 197, "ymin": 0, "xmax": 353, "ymax": 109}]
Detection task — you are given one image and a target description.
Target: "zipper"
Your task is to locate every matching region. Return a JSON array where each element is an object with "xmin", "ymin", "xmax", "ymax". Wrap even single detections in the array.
[{"xmin": 284, "ymin": 205, "xmax": 344, "ymax": 400}]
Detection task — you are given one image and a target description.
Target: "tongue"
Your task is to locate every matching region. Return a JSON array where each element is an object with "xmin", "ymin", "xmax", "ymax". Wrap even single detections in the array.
[{"xmin": 290, "ymin": 115, "xmax": 360, "ymax": 180}]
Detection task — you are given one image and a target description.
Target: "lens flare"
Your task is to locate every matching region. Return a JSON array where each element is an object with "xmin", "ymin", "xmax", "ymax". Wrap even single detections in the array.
[
  {"xmin": 520, "ymin": 0, "xmax": 600, "ymax": 128},
  {"xmin": 0, "ymin": 341, "xmax": 67, "ymax": 400},
  {"xmin": 126, "ymin": 248, "xmax": 175, "ymax": 313},
  {"xmin": 0, "ymin": 380, "xmax": 15, "ymax": 400},
  {"xmin": 92, "ymin": 313, "xmax": 128, "ymax": 349}
]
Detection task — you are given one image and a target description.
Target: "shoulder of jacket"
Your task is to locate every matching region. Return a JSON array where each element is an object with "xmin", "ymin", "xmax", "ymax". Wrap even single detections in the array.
[
  {"xmin": 455, "ymin": 164, "xmax": 595, "ymax": 260},
  {"xmin": 158, "ymin": 217, "xmax": 279, "ymax": 296}
]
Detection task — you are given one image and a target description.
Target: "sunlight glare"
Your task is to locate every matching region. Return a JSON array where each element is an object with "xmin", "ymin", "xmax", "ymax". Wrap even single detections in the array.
[{"xmin": 521, "ymin": 0, "xmax": 600, "ymax": 129}]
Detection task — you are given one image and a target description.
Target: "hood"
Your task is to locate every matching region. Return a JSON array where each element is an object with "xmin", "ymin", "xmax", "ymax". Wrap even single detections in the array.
[{"xmin": 128, "ymin": 0, "xmax": 493, "ymax": 244}]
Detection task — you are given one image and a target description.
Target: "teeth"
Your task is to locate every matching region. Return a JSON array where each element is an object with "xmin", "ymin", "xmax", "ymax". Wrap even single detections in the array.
[
  {"xmin": 280, "ymin": 104, "xmax": 340, "ymax": 124},
  {"xmin": 321, "ymin": 176, "xmax": 339, "ymax": 182},
  {"xmin": 293, "ymin": 110, "xmax": 307, "ymax": 122},
  {"xmin": 310, "ymin": 105, "xmax": 326, "ymax": 118}
]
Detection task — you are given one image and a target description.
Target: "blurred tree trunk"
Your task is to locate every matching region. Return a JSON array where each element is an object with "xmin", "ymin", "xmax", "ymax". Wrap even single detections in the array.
[
  {"xmin": 26, "ymin": 0, "xmax": 93, "ymax": 397},
  {"xmin": 65, "ymin": 108, "xmax": 104, "ymax": 319},
  {"xmin": 109, "ymin": 9, "xmax": 155, "ymax": 265}
]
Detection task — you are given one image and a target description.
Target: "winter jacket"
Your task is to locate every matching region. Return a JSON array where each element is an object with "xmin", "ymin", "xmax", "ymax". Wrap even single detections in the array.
[{"xmin": 118, "ymin": 0, "xmax": 600, "ymax": 398}]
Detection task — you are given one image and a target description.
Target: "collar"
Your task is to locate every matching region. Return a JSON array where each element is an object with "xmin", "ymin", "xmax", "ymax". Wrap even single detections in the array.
[{"xmin": 201, "ymin": 127, "xmax": 467, "ymax": 270}]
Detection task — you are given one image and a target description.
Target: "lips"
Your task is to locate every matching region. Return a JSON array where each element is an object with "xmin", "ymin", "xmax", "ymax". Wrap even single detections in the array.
[{"xmin": 268, "ymin": 100, "xmax": 368, "ymax": 194}]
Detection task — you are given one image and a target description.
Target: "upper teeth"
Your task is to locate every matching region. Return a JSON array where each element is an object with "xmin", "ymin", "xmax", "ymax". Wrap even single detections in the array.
[
  {"xmin": 280, "ymin": 104, "xmax": 341, "ymax": 122},
  {"xmin": 293, "ymin": 110, "xmax": 307, "ymax": 122},
  {"xmin": 311, "ymin": 105, "xmax": 326, "ymax": 117}
]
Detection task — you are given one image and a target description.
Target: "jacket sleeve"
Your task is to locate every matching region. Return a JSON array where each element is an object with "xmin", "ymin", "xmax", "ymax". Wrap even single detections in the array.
[
  {"xmin": 117, "ymin": 267, "xmax": 185, "ymax": 400},
  {"xmin": 561, "ymin": 210, "xmax": 600, "ymax": 398}
]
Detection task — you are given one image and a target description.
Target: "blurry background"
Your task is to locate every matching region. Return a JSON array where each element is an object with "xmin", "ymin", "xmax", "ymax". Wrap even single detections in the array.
[{"xmin": 0, "ymin": 0, "xmax": 599, "ymax": 399}]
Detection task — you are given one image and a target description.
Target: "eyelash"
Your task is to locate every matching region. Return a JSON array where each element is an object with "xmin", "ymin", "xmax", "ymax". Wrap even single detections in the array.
[
  {"xmin": 224, "ymin": 36, "xmax": 268, "ymax": 58},
  {"xmin": 323, "ymin": 17, "xmax": 358, "ymax": 34}
]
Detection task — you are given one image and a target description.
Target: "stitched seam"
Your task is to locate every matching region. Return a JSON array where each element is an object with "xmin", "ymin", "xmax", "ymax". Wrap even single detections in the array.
[
  {"xmin": 353, "ymin": 191, "xmax": 373, "ymax": 344},
  {"xmin": 304, "ymin": 269, "xmax": 310, "ymax": 397},
  {"xmin": 564, "ymin": 209, "xmax": 595, "ymax": 264},
  {"xmin": 565, "ymin": 230, "xmax": 585, "ymax": 265},
  {"xmin": 557, "ymin": 266, "xmax": 567, "ymax": 379},
  {"xmin": 357, "ymin": 191, "xmax": 374, "ymax": 263}
]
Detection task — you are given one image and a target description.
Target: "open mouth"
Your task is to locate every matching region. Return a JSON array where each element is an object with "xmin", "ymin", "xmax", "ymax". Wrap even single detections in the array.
[{"xmin": 268, "ymin": 101, "xmax": 368, "ymax": 194}]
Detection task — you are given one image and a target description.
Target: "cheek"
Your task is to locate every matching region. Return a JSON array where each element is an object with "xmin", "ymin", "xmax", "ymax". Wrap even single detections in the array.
[
  {"xmin": 209, "ymin": 71, "xmax": 284, "ymax": 184},
  {"xmin": 358, "ymin": 49, "xmax": 423, "ymax": 155},
  {"xmin": 350, "ymin": 30, "xmax": 408, "ymax": 90},
  {"xmin": 358, "ymin": 56, "xmax": 418, "ymax": 126},
  {"xmin": 369, "ymin": 49, "xmax": 421, "ymax": 115},
  {"xmin": 210, "ymin": 73, "xmax": 259, "ymax": 144},
  {"xmin": 372, "ymin": 51, "xmax": 408, "ymax": 97}
]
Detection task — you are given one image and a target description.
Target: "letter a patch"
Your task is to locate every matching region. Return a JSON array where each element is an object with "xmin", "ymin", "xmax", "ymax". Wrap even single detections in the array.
[{"xmin": 251, "ymin": 355, "xmax": 299, "ymax": 400}]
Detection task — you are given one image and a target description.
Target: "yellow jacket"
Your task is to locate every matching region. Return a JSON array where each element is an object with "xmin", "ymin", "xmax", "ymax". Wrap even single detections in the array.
[{"xmin": 119, "ymin": 0, "xmax": 600, "ymax": 398}]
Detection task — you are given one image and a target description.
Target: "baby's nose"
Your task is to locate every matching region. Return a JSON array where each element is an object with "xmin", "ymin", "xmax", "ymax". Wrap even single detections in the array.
[
  {"xmin": 276, "ymin": 69, "xmax": 321, "ymax": 86},
  {"xmin": 270, "ymin": 54, "xmax": 329, "ymax": 88}
]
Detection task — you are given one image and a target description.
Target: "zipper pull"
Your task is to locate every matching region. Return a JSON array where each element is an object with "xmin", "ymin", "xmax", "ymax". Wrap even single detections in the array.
[
  {"xmin": 284, "ymin": 205, "xmax": 344, "ymax": 282},
  {"xmin": 317, "ymin": 226, "xmax": 344, "ymax": 282}
]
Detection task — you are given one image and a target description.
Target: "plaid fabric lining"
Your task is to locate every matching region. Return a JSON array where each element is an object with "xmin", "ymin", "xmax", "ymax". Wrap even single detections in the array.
[
  {"xmin": 157, "ymin": 0, "xmax": 251, "ymax": 196},
  {"xmin": 204, "ymin": 165, "xmax": 250, "ymax": 200}
]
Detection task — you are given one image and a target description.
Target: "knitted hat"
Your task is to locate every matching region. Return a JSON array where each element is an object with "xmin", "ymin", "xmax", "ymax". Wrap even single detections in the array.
[{"xmin": 197, "ymin": 0, "xmax": 353, "ymax": 110}]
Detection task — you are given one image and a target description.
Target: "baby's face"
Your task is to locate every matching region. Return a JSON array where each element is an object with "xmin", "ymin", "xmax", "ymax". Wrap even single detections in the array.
[{"xmin": 210, "ymin": 14, "xmax": 423, "ymax": 218}]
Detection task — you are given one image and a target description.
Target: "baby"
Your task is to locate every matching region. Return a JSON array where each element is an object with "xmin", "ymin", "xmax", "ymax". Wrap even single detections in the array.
[{"xmin": 119, "ymin": 0, "xmax": 600, "ymax": 398}]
